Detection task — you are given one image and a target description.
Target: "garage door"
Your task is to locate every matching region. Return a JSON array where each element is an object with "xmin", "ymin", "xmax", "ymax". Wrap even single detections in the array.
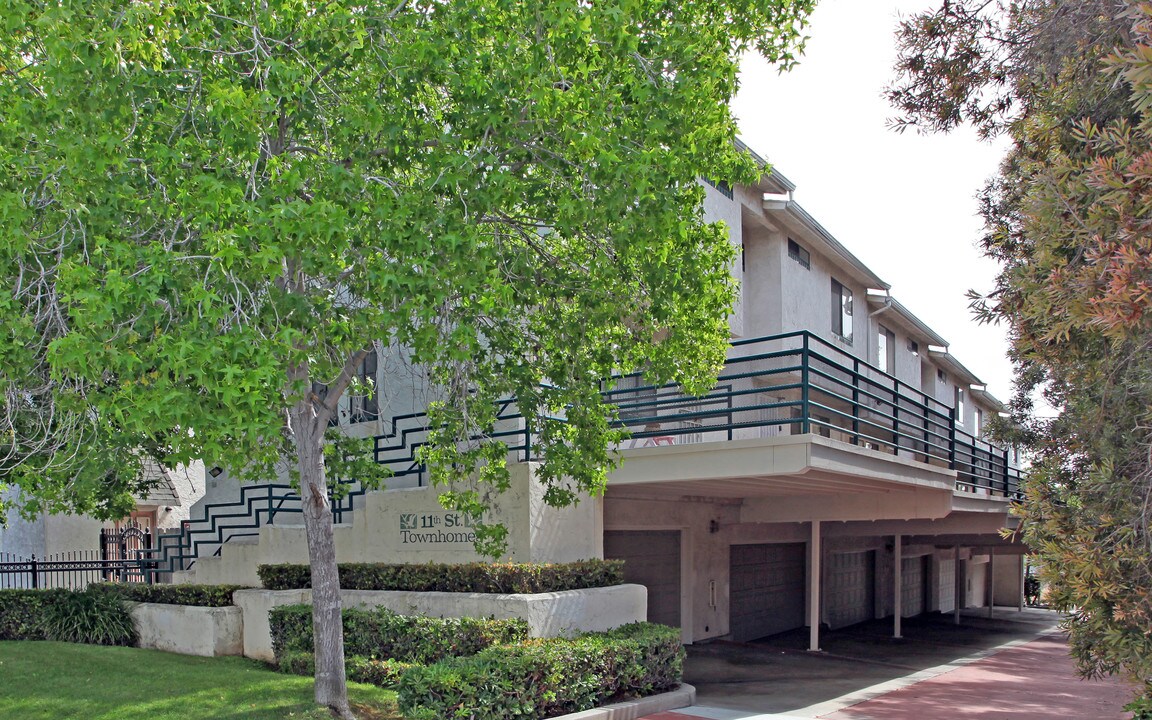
[
  {"xmin": 901, "ymin": 556, "xmax": 927, "ymax": 617},
  {"xmin": 730, "ymin": 543, "xmax": 806, "ymax": 641},
  {"xmin": 826, "ymin": 550, "xmax": 875, "ymax": 629},
  {"xmin": 604, "ymin": 530, "xmax": 681, "ymax": 628},
  {"xmin": 938, "ymin": 557, "xmax": 956, "ymax": 613}
]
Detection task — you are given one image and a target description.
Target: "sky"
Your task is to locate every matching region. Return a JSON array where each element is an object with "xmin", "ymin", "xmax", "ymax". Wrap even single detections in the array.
[{"xmin": 731, "ymin": 0, "xmax": 1016, "ymax": 402}]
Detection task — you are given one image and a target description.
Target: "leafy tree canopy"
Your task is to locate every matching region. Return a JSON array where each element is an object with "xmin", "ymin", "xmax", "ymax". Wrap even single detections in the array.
[
  {"xmin": 0, "ymin": 0, "xmax": 814, "ymax": 714},
  {"xmin": 890, "ymin": 0, "xmax": 1152, "ymax": 710}
]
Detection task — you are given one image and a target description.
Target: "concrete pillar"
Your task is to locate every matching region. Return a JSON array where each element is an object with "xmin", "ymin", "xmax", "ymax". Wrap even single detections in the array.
[
  {"xmin": 809, "ymin": 520, "xmax": 821, "ymax": 652},
  {"xmin": 987, "ymin": 551, "xmax": 995, "ymax": 618},
  {"xmin": 893, "ymin": 535, "xmax": 903, "ymax": 639},
  {"xmin": 1018, "ymin": 555, "xmax": 1025, "ymax": 611},
  {"xmin": 954, "ymin": 545, "xmax": 962, "ymax": 625}
]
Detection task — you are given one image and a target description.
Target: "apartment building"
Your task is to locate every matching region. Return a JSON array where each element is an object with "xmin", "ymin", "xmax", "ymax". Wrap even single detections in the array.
[
  {"xmin": 161, "ymin": 144, "xmax": 1025, "ymax": 649},
  {"xmin": 601, "ymin": 152, "xmax": 1023, "ymax": 647}
]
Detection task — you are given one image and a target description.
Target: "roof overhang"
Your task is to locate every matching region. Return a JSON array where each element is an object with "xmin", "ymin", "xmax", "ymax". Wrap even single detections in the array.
[
  {"xmin": 929, "ymin": 350, "xmax": 984, "ymax": 387},
  {"xmin": 867, "ymin": 294, "xmax": 949, "ymax": 347}
]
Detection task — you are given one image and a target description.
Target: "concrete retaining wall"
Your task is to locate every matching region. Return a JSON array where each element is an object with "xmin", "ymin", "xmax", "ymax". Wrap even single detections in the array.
[
  {"xmin": 234, "ymin": 584, "xmax": 647, "ymax": 662},
  {"xmin": 131, "ymin": 602, "xmax": 243, "ymax": 657}
]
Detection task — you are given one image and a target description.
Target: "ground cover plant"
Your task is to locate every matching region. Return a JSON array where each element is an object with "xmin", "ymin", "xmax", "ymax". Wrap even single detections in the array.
[{"xmin": 0, "ymin": 641, "xmax": 401, "ymax": 720}]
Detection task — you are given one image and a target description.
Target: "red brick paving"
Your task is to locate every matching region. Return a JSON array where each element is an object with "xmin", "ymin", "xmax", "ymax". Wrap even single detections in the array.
[{"xmin": 820, "ymin": 634, "xmax": 1134, "ymax": 720}]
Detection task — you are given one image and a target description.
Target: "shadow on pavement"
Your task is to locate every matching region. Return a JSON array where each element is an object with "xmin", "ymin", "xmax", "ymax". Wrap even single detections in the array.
[{"xmin": 684, "ymin": 607, "xmax": 1061, "ymax": 717}]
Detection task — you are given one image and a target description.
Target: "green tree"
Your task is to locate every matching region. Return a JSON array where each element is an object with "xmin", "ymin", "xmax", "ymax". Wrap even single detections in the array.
[
  {"xmin": 0, "ymin": 0, "xmax": 814, "ymax": 715},
  {"xmin": 889, "ymin": 0, "xmax": 1152, "ymax": 709}
]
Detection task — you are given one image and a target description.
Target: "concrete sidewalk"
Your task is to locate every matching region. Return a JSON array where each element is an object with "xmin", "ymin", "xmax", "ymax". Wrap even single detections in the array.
[{"xmin": 638, "ymin": 608, "xmax": 1134, "ymax": 720}]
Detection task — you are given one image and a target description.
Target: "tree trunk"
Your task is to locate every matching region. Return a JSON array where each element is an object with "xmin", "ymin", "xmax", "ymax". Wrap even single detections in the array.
[{"xmin": 293, "ymin": 406, "xmax": 354, "ymax": 719}]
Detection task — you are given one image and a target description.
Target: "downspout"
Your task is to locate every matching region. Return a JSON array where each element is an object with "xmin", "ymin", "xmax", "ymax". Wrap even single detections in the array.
[{"xmin": 868, "ymin": 293, "xmax": 894, "ymax": 366}]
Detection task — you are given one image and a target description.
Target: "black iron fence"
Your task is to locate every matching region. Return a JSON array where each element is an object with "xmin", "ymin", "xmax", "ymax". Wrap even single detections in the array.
[{"xmin": 0, "ymin": 550, "xmax": 150, "ymax": 590}]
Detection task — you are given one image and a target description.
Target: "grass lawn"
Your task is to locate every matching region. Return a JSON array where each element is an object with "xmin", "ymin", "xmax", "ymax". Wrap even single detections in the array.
[{"xmin": 0, "ymin": 641, "xmax": 403, "ymax": 720}]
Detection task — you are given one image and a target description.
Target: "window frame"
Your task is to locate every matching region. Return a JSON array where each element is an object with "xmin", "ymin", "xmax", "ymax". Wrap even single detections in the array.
[
  {"xmin": 831, "ymin": 278, "xmax": 853, "ymax": 342},
  {"xmin": 878, "ymin": 325, "xmax": 896, "ymax": 374},
  {"xmin": 787, "ymin": 238, "xmax": 811, "ymax": 269}
]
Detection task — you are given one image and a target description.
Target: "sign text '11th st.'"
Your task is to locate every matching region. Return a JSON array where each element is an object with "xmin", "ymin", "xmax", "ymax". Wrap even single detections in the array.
[{"xmin": 398, "ymin": 511, "xmax": 478, "ymax": 545}]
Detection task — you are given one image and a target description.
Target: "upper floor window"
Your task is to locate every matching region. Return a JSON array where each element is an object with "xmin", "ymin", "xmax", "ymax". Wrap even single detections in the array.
[
  {"xmin": 878, "ymin": 325, "xmax": 896, "ymax": 373},
  {"xmin": 975, "ymin": 408, "xmax": 984, "ymax": 436},
  {"xmin": 787, "ymin": 238, "xmax": 811, "ymax": 269},
  {"xmin": 831, "ymin": 278, "xmax": 853, "ymax": 341},
  {"xmin": 348, "ymin": 349, "xmax": 379, "ymax": 423},
  {"xmin": 955, "ymin": 386, "xmax": 966, "ymax": 426}
]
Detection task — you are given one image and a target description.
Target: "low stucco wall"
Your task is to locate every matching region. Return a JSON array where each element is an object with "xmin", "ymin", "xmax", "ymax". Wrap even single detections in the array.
[
  {"xmin": 234, "ymin": 584, "xmax": 647, "ymax": 662},
  {"xmin": 131, "ymin": 602, "xmax": 243, "ymax": 657}
]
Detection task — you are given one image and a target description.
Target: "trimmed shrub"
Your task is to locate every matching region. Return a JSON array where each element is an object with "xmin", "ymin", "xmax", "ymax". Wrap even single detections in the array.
[
  {"xmin": 396, "ymin": 622, "xmax": 684, "ymax": 720},
  {"xmin": 39, "ymin": 589, "xmax": 137, "ymax": 646},
  {"xmin": 258, "ymin": 559, "xmax": 624, "ymax": 593},
  {"xmin": 87, "ymin": 583, "xmax": 249, "ymax": 607},
  {"xmin": 0, "ymin": 589, "xmax": 71, "ymax": 640},
  {"xmin": 270, "ymin": 604, "xmax": 529, "ymax": 665},
  {"xmin": 279, "ymin": 650, "xmax": 415, "ymax": 688}
]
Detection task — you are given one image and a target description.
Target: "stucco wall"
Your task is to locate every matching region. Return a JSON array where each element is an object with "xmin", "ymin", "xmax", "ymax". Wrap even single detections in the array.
[
  {"xmin": 183, "ymin": 462, "xmax": 603, "ymax": 586},
  {"xmin": 702, "ymin": 181, "xmax": 745, "ymax": 338},
  {"xmin": 132, "ymin": 602, "xmax": 243, "ymax": 657},
  {"xmin": 0, "ymin": 506, "xmax": 45, "ymax": 560}
]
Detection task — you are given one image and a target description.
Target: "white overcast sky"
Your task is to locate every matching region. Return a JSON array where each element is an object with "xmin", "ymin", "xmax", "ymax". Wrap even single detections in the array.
[{"xmin": 731, "ymin": 0, "xmax": 1015, "ymax": 402}]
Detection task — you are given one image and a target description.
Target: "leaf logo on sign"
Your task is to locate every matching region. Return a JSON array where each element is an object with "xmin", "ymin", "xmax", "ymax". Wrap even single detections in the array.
[{"xmin": 399, "ymin": 513, "xmax": 417, "ymax": 530}]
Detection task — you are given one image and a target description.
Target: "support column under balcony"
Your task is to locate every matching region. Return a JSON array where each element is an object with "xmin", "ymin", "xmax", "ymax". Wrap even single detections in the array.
[
  {"xmin": 809, "ymin": 519, "xmax": 822, "ymax": 652},
  {"xmin": 893, "ymin": 534, "xmax": 903, "ymax": 639}
]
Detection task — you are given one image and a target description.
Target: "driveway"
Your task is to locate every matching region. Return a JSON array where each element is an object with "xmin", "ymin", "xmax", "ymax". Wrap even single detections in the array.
[{"xmin": 639, "ymin": 608, "xmax": 1134, "ymax": 720}]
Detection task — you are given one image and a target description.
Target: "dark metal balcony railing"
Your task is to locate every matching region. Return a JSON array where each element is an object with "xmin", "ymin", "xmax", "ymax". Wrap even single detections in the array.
[
  {"xmin": 605, "ymin": 332, "xmax": 1020, "ymax": 497},
  {"xmin": 145, "ymin": 331, "xmax": 1019, "ymax": 576}
]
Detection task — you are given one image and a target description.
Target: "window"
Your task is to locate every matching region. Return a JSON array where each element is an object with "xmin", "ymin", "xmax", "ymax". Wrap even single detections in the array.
[
  {"xmin": 955, "ymin": 387, "xmax": 966, "ymax": 425},
  {"xmin": 937, "ymin": 368, "xmax": 947, "ymax": 383},
  {"xmin": 831, "ymin": 278, "xmax": 853, "ymax": 341},
  {"xmin": 975, "ymin": 408, "xmax": 984, "ymax": 436},
  {"xmin": 878, "ymin": 326, "xmax": 896, "ymax": 373},
  {"xmin": 788, "ymin": 238, "xmax": 811, "ymax": 269},
  {"xmin": 908, "ymin": 340, "xmax": 919, "ymax": 356},
  {"xmin": 311, "ymin": 382, "xmax": 339, "ymax": 427},
  {"xmin": 348, "ymin": 349, "xmax": 379, "ymax": 423}
]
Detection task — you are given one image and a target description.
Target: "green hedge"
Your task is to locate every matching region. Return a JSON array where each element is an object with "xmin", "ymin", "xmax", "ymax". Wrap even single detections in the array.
[
  {"xmin": 0, "ymin": 589, "xmax": 70, "ymax": 640},
  {"xmin": 258, "ymin": 560, "xmax": 624, "ymax": 593},
  {"xmin": 395, "ymin": 622, "xmax": 684, "ymax": 720},
  {"xmin": 279, "ymin": 650, "xmax": 415, "ymax": 688},
  {"xmin": 87, "ymin": 583, "xmax": 250, "ymax": 607},
  {"xmin": 0, "ymin": 588, "xmax": 137, "ymax": 645},
  {"xmin": 270, "ymin": 604, "xmax": 529, "ymax": 665}
]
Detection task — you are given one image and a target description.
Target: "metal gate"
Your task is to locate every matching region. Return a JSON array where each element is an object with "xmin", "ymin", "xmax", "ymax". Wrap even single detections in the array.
[{"xmin": 100, "ymin": 523, "xmax": 152, "ymax": 583}]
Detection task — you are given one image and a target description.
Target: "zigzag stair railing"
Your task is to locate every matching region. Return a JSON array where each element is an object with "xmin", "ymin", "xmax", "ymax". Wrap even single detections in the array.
[{"xmin": 146, "ymin": 399, "xmax": 531, "ymax": 577}]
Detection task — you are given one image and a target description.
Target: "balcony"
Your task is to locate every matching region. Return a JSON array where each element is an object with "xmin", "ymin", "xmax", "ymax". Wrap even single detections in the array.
[{"xmin": 604, "ymin": 332, "xmax": 1020, "ymax": 498}]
